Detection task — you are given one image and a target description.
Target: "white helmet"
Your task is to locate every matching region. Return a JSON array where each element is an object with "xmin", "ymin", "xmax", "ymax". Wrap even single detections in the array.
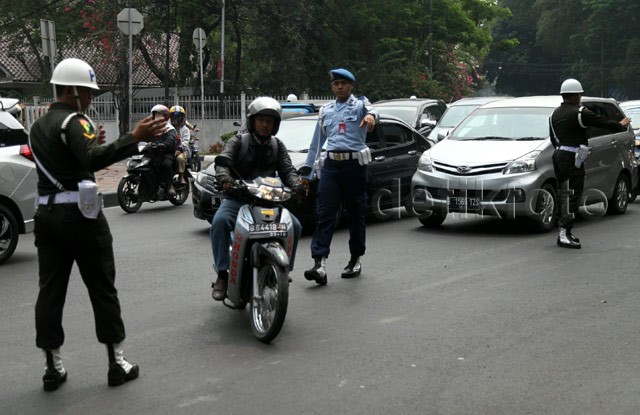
[
  {"xmin": 560, "ymin": 78, "xmax": 583, "ymax": 94},
  {"xmin": 151, "ymin": 104, "xmax": 170, "ymax": 117},
  {"xmin": 286, "ymin": 93, "xmax": 298, "ymax": 102},
  {"xmin": 50, "ymin": 58, "xmax": 99, "ymax": 90},
  {"xmin": 248, "ymin": 97, "xmax": 282, "ymax": 135}
]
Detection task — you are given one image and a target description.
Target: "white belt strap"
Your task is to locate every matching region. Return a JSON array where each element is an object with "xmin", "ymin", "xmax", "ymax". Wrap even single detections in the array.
[
  {"xmin": 559, "ymin": 145, "xmax": 579, "ymax": 152},
  {"xmin": 38, "ymin": 191, "xmax": 79, "ymax": 205}
]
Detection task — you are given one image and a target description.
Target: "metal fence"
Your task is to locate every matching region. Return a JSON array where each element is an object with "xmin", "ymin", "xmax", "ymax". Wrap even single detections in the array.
[{"xmin": 20, "ymin": 93, "xmax": 333, "ymax": 131}]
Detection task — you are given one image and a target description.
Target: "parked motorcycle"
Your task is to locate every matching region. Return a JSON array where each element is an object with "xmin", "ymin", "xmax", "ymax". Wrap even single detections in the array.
[
  {"xmin": 214, "ymin": 154, "xmax": 293, "ymax": 343},
  {"xmin": 117, "ymin": 142, "xmax": 191, "ymax": 213}
]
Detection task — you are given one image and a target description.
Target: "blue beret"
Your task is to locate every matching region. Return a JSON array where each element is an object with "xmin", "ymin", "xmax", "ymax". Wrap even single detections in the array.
[{"xmin": 329, "ymin": 68, "xmax": 355, "ymax": 82}]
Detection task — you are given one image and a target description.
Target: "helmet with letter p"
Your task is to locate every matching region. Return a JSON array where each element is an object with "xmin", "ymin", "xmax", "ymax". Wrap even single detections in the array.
[{"xmin": 50, "ymin": 58, "xmax": 99, "ymax": 90}]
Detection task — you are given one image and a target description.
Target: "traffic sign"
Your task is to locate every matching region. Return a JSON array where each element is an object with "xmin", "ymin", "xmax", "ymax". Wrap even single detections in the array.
[
  {"xmin": 192, "ymin": 28, "xmax": 206, "ymax": 50},
  {"xmin": 40, "ymin": 19, "xmax": 56, "ymax": 58},
  {"xmin": 117, "ymin": 8, "xmax": 144, "ymax": 35}
]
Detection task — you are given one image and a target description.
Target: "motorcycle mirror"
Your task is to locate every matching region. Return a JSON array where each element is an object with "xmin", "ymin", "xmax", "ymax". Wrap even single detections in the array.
[
  {"xmin": 214, "ymin": 154, "xmax": 235, "ymax": 168},
  {"xmin": 298, "ymin": 166, "xmax": 312, "ymax": 176}
]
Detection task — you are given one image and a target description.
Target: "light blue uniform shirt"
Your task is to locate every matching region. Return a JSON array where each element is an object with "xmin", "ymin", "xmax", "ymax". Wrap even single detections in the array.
[{"xmin": 305, "ymin": 95, "xmax": 377, "ymax": 166}]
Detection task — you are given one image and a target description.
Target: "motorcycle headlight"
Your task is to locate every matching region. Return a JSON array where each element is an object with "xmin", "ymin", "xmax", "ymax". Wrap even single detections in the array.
[
  {"xmin": 417, "ymin": 152, "xmax": 434, "ymax": 172},
  {"xmin": 247, "ymin": 184, "xmax": 291, "ymax": 202},
  {"xmin": 503, "ymin": 150, "xmax": 541, "ymax": 175}
]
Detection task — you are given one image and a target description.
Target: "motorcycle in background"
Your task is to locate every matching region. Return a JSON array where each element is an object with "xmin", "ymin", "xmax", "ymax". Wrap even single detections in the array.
[
  {"xmin": 213, "ymin": 154, "xmax": 293, "ymax": 343},
  {"xmin": 117, "ymin": 142, "xmax": 191, "ymax": 213}
]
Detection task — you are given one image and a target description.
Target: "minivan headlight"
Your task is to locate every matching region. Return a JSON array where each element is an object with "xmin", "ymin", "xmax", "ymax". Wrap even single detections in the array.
[
  {"xmin": 417, "ymin": 152, "xmax": 434, "ymax": 172},
  {"xmin": 503, "ymin": 150, "xmax": 541, "ymax": 174}
]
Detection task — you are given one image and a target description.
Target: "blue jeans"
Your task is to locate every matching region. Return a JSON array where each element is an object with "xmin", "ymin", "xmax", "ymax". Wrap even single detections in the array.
[{"xmin": 210, "ymin": 198, "xmax": 302, "ymax": 273}]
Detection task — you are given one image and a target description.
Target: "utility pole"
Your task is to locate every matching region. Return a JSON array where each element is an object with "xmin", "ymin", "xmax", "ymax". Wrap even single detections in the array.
[
  {"xmin": 164, "ymin": 0, "xmax": 171, "ymax": 101},
  {"xmin": 428, "ymin": 0, "xmax": 433, "ymax": 78}
]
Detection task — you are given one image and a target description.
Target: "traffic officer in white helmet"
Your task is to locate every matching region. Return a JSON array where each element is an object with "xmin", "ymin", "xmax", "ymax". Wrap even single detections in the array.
[
  {"xmin": 30, "ymin": 58, "xmax": 163, "ymax": 390},
  {"xmin": 550, "ymin": 78, "xmax": 630, "ymax": 248}
]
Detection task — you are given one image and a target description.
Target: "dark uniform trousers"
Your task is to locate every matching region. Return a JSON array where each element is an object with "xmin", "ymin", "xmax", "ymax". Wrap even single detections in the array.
[
  {"xmin": 552, "ymin": 149, "xmax": 584, "ymax": 229},
  {"xmin": 34, "ymin": 203, "xmax": 125, "ymax": 349},
  {"xmin": 311, "ymin": 158, "xmax": 367, "ymax": 258}
]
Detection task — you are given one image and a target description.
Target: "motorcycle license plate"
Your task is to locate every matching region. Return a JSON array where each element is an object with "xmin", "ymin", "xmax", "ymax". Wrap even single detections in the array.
[
  {"xmin": 249, "ymin": 223, "xmax": 287, "ymax": 232},
  {"xmin": 449, "ymin": 197, "xmax": 480, "ymax": 208},
  {"xmin": 249, "ymin": 223, "xmax": 287, "ymax": 238}
]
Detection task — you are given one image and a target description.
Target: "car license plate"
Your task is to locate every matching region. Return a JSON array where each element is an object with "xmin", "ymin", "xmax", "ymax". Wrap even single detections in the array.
[{"xmin": 449, "ymin": 197, "xmax": 480, "ymax": 208}]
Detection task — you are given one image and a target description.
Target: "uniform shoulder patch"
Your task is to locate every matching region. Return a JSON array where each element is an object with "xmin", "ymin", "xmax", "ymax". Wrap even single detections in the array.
[{"xmin": 78, "ymin": 117, "xmax": 95, "ymax": 139}]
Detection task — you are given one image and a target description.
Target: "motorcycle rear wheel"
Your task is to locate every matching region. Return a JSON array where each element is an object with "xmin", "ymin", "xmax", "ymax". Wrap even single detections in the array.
[
  {"xmin": 250, "ymin": 259, "xmax": 289, "ymax": 343},
  {"xmin": 169, "ymin": 178, "xmax": 190, "ymax": 206},
  {"xmin": 117, "ymin": 177, "xmax": 143, "ymax": 213}
]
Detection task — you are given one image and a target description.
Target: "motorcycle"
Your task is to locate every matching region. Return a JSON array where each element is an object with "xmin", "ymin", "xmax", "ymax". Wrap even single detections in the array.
[
  {"xmin": 117, "ymin": 142, "xmax": 191, "ymax": 213},
  {"xmin": 187, "ymin": 136, "xmax": 201, "ymax": 172},
  {"xmin": 214, "ymin": 154, "xmax": 294, "ymax": 343}
]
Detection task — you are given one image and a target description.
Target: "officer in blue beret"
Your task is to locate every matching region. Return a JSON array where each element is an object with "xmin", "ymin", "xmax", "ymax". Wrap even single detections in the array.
[{"xmin": 301, "ymin": 68, "xmax": 378, "ymax": 285}]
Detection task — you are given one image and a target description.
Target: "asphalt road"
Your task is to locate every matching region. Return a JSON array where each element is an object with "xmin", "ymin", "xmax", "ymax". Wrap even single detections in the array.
[{"xmin": 3, "ymin": 200, "xmax": 640, "ymax": 414}]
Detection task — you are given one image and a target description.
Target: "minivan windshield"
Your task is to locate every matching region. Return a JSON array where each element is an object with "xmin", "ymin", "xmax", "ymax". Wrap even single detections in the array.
[
  {"xmin": 438, "ymin": 105, "xmax": 479, "ymax": 128},
  {"xmin": 450, "ymin": 107, "xmax": 553, "ymax": 141}
]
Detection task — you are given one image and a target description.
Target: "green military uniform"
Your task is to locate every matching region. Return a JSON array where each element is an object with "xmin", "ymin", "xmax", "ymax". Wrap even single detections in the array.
[{"xmin": 31, "ymin": 102, "xmax": 139, "ymax": 350}]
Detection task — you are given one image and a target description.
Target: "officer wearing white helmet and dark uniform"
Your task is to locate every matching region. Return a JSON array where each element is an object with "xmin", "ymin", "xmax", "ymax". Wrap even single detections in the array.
[
  {"xmin": 301, "ymin": 68, "xmax": 377, "ymax": 284},
  {"xmin": 550, "ymin": 78, "xmax": 630, "ymax": 248},
  {"xmin": 29, "ymin": 58, "xmax": 163, "ymax": 391}
]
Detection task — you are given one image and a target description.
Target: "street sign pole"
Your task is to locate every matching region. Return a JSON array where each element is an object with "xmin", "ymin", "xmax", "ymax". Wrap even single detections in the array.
[
  {"xmin": 40, "ymin": 19, "xmax": 57, "ymax": 99},
  {"xmin": 117, "ymin": 8, "xmax": 143, "ymax": 131},
  {"xmin": 193, "ymin": 28, "xmax": 207, "ymax": 143}
]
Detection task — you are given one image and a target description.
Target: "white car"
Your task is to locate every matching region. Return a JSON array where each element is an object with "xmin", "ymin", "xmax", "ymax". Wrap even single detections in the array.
[
  {"xmin": 427, "ymin": 96, "xmax": 510, "ymax": 142},
  {"xmin": 0, "ymin": 98, "xmax": 36, "ymax": 264},
  {"xmin": 411, "ymin": 96, "xmax": 637, "ymax": 232}
]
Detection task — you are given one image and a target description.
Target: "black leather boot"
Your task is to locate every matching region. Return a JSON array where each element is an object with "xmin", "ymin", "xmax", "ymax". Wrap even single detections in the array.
[
  {"xmin": 341, "ymin": 256, "xmax": 362, "ymax": 278},
  {"xmin": 557, "ymin": 227, "xmax": 581, "ymax": 249},
  {"xmin": 304, "ymin": 257, "xmax": 327, "ymax": 285},
  {"xmin": 107, "ymin": 343, "xmax": 139, "ymax": 387},
  {"xmin": 42, "ymin": 349, "xmax": 67, "ymax": 392},
  {"xmin": 212, "ymin": 270, "xmax": 228, "ymax": 301}
]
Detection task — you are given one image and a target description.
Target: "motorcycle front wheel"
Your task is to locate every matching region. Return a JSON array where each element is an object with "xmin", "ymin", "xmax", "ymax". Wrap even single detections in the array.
[
  {"xmin": 190, "ymin": 156, "xmax": 201, "ymax": 172},
  {"xmin": 117, "ymin": 177, "xmax": 143, "ymax": 213},
  {"xmin": 251, "ymin": 258, "xmax": 289, "ymax": 343}
]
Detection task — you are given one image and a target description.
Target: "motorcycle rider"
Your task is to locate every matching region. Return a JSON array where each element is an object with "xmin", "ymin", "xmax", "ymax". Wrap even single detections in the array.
[
  {"xmin": 170, "ymin": 105, "xmax": 189, "ymax": 184},
  {"xmin": 210, "ymin": 97, "xmax": 304, "ymax": 301},
  {"xmin": 150, "ymin": 104, "xmax": 178, "ymax": 196}
]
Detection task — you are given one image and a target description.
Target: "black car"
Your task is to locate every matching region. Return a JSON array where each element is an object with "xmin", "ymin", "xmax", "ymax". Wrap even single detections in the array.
[
  {"xmin": 373, "ymin": 97, "xmax": 448, "ymax": 137},
  {"xmin": 191, "ymin": 114, "xmax": 437, "ymax": 230}
]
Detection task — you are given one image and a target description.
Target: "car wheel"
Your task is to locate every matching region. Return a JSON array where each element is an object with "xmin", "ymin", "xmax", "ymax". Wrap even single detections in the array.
[
  {"xmin": 418, "ymin": 208, "xmax": 447, "ymax": 227},
  {"xmin": 607, "ymin": 174, "xmax": 629, "ymax": 215},
  {"xmin": 528, "ymin": 182, "xmax": 557, "ymax": 233},
  {"xmin": 0, "ymin": 204, "xmax": 19, "ymax": 265}
]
